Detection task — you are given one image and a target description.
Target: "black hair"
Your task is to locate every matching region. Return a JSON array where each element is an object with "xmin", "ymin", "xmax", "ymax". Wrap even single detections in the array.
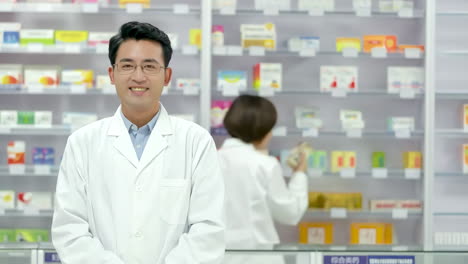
[
  {"xmin": 108, "ymin": 21, "xmax": 173, "ymax": 67},
  {"xmin": 223, "ymin": 95, "xmax": 277, "ymax": 143}
]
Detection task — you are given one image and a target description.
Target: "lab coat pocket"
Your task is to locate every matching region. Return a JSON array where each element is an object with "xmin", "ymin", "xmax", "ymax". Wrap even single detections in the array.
[{"xmin": 159, "ymin": 179, "xmax": 190, "ymax": 225}]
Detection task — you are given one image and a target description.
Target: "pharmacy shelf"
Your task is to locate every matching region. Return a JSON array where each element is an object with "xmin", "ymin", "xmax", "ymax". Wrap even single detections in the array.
[
  {"xmin": 0, "ymin": 3, "xmax": 200, "ymax": 15},
  {"xmin": 213, "ymin": 8, "xmax": 424, "ymax": 18},
  {"xmin": 212, "ymin": 48, "xmax": 423, "ymax": 59},
  {"xmin": 0, "ymin": 45, "xmax": 199, "ymax": 56},
  {"xmin": 436, "ymin": 90, "xmax": 468, "ymax": 99},
  {"xmin": 437, "ymin": 11, "xmax": 468, "ymax": 17},
  {"xmin": 435, "ymin": 129, "xmax": 468, "ymax": 137},
  {"xmin": 0, "ymin": 126, "xmax": 71, "ymax": 136},
  {"xmin": 212, "ymin": 89, "xmax": 424, "ymax": 99},
  {"xmin": 306, "ymin": 170, "xmax": 423, "ymax": 180},
  {"xmin": 0, "ymin": 209, "xmax": 53, "ymax": 217},
  {"xmin": 438, "ymin": 50, "xmax": 468, "ymax": 56},
  {"xmin": 0, "ymin": 166, "xmax": 58, "ymax": 177},
  {"xmin": 434, "ymin": 172, "xmax": 468, "ymax": 178},
  {"xmin": 0, "ymin": 87, "xmax": 198, "ymax": 96},
  {"xmin": 304, "ymin": 209, "xmax": 423, "ymax": 220},
  {"xmin": 433, "ymin": 212, "xmax": 468, "ymax": 216},
  {"xmin": 275, "ymin": 244, "xmax": 422, "ymax": 252}
]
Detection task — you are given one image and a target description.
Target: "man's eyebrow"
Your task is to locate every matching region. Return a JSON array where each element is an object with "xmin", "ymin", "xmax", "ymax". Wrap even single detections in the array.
[
  {"xmin": 142, "ymin": 58, "xmax": 159, "ymax": 64},
  {"xmin": 118, "ymin": 58, "xmax": 135, "ymax": 62}
]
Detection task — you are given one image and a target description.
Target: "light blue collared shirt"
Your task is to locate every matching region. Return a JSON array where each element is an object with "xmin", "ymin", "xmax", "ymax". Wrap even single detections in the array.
[{"xmin": 121, "ymin": 109, "xmax": 160, "ymax": 160}]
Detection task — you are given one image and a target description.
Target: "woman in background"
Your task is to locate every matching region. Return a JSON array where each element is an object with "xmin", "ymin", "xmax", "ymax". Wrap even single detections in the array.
[{"xmin": 218, "ymin": 95, "xmax": 308, "ymax": 264}]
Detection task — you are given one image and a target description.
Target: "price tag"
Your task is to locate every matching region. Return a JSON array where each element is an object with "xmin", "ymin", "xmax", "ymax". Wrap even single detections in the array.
[
  {"xmin": 346, "ymin": 128, "xmax": 362, "ymax": 138},
  {"xmin": 183, "ymin": 86, "xmax": 199, "ymax": 95},
  {"xmin": 0, "ymin": 127, "xmax": 11, "ymax": 134},
  {"xmin": 371, "ymin": 47, "xmax": 387, "ymax": 58},
  {"xmin": 227, "ymin": 45, "xmax": 243, "ymax": 56},
  {"xmin": 405, "ymin": 48, "xmax": 421, "ymax": 59},
  {"xmin": 9, "ymin": 165, "xmax": 25, "ymax": 175},
  {"xmin": 331, "ymin": 89, "xmax": 347, "ymax": 98},
  {"xmin": 258, "ymin": 87, "xmax": 275, "ymax": 97},
  {"xmin": 65, "ymin": 45, "xmax": 81, "ymax": 54},
  {"xmin": 330, "ymin": 208, "xmax": 347, "ymax": 218},
  {"xmin": 81, "ymin": 3, "xmax": 99, "ymax": 13},
  {"xmin": 126, "ymin": 3, "xmax": 143, "ymax": 13},
  {"xmin": 173, "ymin": 4, "xmax": 189, "ymax": 14},
  {"xmin": 392, "ymin": 246, "xmax": 409, "ymax": 251},
  {"xmin": 182, "ymin": 45, "xmax": 198, "ymax": 55},
  {"xmin": 340, "ymin": 168, "xmax": 356, "ymax": 178},
  {"xmin": 395, "ymin": 128, "xmax": 411, "ymax": 138},
  {"xmin": 27, "ymin": 44, "xmax": 44, "ymax": 53},
  {"xmin": 28, "ymin": 85, "xmax": 44, "ymax": 93},
  {"xmin": 34, "ymin": 165, "xmax": 51, "ymax": 175},
  {"xmin": 308, "ymin": 8, "xmax": 324, "ymax": 16},
  {"xmin": 309, "ymin": 168, "xmax": 323, "ymax": 177},
  {"xmin": 220, "ymin": 6, "xmax": 236, "ymax": 15},
  {"xmin": 0, "ymin": 208, "xmax": 5, "ymax": 215},
  {"xmin": 222, "ymin": 86, "xmax": 239, "ymax": 97},
  {"xmin": 96, "ymin": 44, "xmax": 108, "ymax": 54},
  {"xmin": 405, "ymin": 168, "xmax": 421, "ymax": 179},
  {"xmin": 70, "ymin": 84, "xmax": 86, "ymax": 94},
  {"xmin": 272, "ymin": 126, "xmax": 287, "ymax": 137},
  {"xmin": 392, "ymin": 208, "xmax": 409, "ymax": 219},
  {"xmin": 299, "ymin": 48, "xmax": 316, "ymax": 57},
  {"xmin": 330, "ymin": 246, "xmax": 347, "ymax": 251},
  {"xmin": 372, "ymin": 168, "xmax": 388, "ymax": 178},
  {"xmin": 398, "ymin": 8, "xmax": 414, "ymax": 18},
  {"xmin": 355, "ymin": 8, "xmax": 371, "ymax": 17},
  {"xmin": 302, "ymin": 128, "xmax": 318, "ymax": 137},
  {"xmin": 23, "ymin": 208, "xmax": 40, "ymax": 216},
  {"xmin": 399, "ymin": 88, "xmax": 415, "ymax": 99},
  {"xmin": 36, "ymin": 3, "xmax": 53, "ymax": 12},
  {"xmin": 0, "ymin": 3, "xmax": 14, "ymax": 11},
  {"xmin": 263, "ymin": 7, "xmax": 279, "ymax": 16},
  {"xmin": 249, "ymin": 46, "xmax": 265, "ymax": 56},
  {"xmin": 212, "ymin": 46, "xmax": 227, "ymax": 55},
  {"xmin": 342, "ymin": 47, "xmax": 358, "ymax": 58}
]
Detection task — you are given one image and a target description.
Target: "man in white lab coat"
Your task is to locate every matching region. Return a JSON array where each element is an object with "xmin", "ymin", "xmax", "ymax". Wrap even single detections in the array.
[{"xmin": 51, "ymin": 21, "xmax": 225, "ymax": 264}]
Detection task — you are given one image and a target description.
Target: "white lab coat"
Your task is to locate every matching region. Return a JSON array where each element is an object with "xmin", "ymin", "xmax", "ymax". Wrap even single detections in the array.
[
  {"xmin": 218, "ymin": 138, "xmax": 308, "ymax": 264},
  {"xmin": 52, "ymin": 105, "xmax": 225, "ymax": 264}
]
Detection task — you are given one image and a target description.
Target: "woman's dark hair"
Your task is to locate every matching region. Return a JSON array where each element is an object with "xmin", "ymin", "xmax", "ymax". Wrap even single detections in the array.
[
  {"xmin": 108, "ymin": 21, "xmax": 173, "ymax": 67},
  {"xmin": 223, "ymin": 95, "xmax": 277, "ymax": 143}
]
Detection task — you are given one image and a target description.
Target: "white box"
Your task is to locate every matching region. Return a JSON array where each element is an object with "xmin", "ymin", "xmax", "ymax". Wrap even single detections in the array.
[
  {"xmin": 16, "ymin": 192, "xmax": 52, "ymax": 210},
  {"xmin": 0, "ymin": 191, "xmax": 15, "ymax": 209},
  {"xmin": 34, "ymin": 111, "xmax": 53, "ymax": 127},
  {"xmin": 0, "ymin": 111, "xmax": 18, "ymax": 126}
]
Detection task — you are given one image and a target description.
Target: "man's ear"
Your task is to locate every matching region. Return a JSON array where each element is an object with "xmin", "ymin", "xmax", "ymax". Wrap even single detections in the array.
[
  {"xmin": 108, "ymin": 66, "xmax": 115, "ymax": 84},
  {"xmin": 164, "ymin": 67, "xmax": 172, "ymax": 86}
]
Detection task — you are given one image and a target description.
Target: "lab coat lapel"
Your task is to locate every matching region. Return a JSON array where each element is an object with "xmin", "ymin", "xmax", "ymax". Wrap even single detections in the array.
[
  {"xmin": 108, "ymin": 107, "xmax": 139, "ymax": 168},
  {"xmin": 138, "ymin": 105, "xmax": 172, "ymax": 172}
]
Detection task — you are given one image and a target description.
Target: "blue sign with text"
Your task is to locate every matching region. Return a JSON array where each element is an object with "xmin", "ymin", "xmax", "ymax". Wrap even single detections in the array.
[
  {"xmin": 44, "ymin": 252, "xmax": 61, "ymax": 263},
  {"xmin": 324, "ymin": 255, "xmax": 368, "ymax": 264}
]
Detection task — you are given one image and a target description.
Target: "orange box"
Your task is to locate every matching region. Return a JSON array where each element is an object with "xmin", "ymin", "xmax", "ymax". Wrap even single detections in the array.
[
  {"xmin": 350, "ymin": 223, "xmax": 393, "ymax": 245},
  {"xmin": 398, "ymin": 44, "xmax": 425, "ymax": 52},
  {"xmin": 363, "ymin": 35, "xmax": 397, "ymax": 53},
  {"xmin": 299, "ymin": 222, "xmax": 333, "ymax": 244}
]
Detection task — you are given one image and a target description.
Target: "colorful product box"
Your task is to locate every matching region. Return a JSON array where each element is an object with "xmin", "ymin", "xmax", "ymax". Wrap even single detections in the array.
[
  {"xmin": 0, "ymin": 191, "xmax": 15, "ymax": 209},
  {"xmin": 308, "ymin": 151, "xmax": 327, "ymax": 171},
  {"xmin": 16, "ymin": 229, "xmax": 49, "ymax": 242},
  {"xmin": 340, "ymin": 110, "xmax": 365, "ymax": 129},
  {"xmin": 189, "ymin": 29, "xmax": 202, "ymax": 49},
  {"xmin": 298, "ymin": 0, "xmax": 335, "ymax": 11},
  {"xmin": 363, "ymin": 35, "xmax": 397, "ymax": 53},
  {"xmin": 241, "ymin": 23, "xmax": 276, "ymax": 50},
  {"xmin": 61, "ymin": 70, "xmax": 94, "ymax": 89},
  {"xmin": 309, "ymin": 192, "xmax": 362, "ymax": 210},
  {"xmin": 388, "ymin": 117, "xmax": 415, "ymax": 131},
  {"xmin": 34, "ymin": 111, "xmax": 53, "ymax": 127},
  {"xmin": 369, "ymin": 200, "xmax": 423, "ymax": 212},
  {"xmin": 343, "ymin": 152, "xmax": 356, "ymax": 169},
  {"xmin": 0, "ymin": 229, "xmax": 15, "ymax": 242},
  {"xmin": 398, "ymin": 44, "xmax": 424, "ymax": 52},
  {"xmin": 87, "ymin": 32, "xmax": 114, "ymax": 47},
  {"xmin": 288, "ymin": 36, "xmax": 320, "ymax": 52},
  {"xmin": 299, "ymin": 222, "xmax": 334, "ymax": 244},
  {"xmin": 119, "ymin": 0, "xmax": 150, "ymax": 8},
  {"xmin": 372, "ymin": 152, "xmax": 385, "ymax": 168},
  {"xmin": 217, "ymin": 71, "xmax": 247, "ymax": 91},
  {"xmin": 20, "ymin": 29, "xmax": 55, "ymax": 45},
  {"xmin": 295, "ymin": 106, "xmax": 323, "ymax": 129},
  {"xmin": 336, "ymin": 38, "xmax": 361, "ymax": 52},
  {"xmin": 7, "ymin": 141, "xmax": 25, "ymax": 165},
  {"xmin": 350, "ymin": 223, "xmax": 393, "ymax": 245},
  {"xmin": 176, "ymin": 78, "xmax": 200, "ymax": 92},
  {"xmin": 0, "ymin": 64, "xmax": 22, "ymax": 85},
  {"xmin": 387, "ymin": 67, "xmax": 424, "ymax": 93},
  {"xmin": 55, "ymin": 30, "xmax": 88, "ymax": 46},
  {"xmin": 398, "ymin": 200, "xmax": 422, "ymax": 211},
  {"xmin": 33, "ymin": 147, "xmax": 55, "ymax": 165},
  {"xmin": 17, "ymin": 111, "xmax": 34, "ymax": 125},
  {"xmin": 255, "ymin": 0, "xmax": 291, "ymax": 10},
  {"xmin": 62, "ymin": 112, "xmax": 98, "ymax": 131},
  {"xmin": 320, "ymin": 66, "xmax": 358, "ymax": 92},
  {"xmin": 331, "ymin": 151, "xmax": 344, "ymax": 173},
  {"xmin": 24, "ymin": 66, "xmax": 59, "ymax": 88},
  {"xmin": 0, "ymin": 110, "xmax": 18, "ymax": 126},
  {"xmin": 253, "ymin": 63, "xmax": 282, "ymax": 91},
  {"xmin": 379, "ymin": 0, "xmax": 413, "ymax": 12},
  {"xmin": 464, "ymin": 105, "xmax": 468, "ymax": 130},
  {"xmin": 463, "ymin": 145, "xmax": 468, "ymax": 174},
  {"xmin": 0, "ymin": 23, "xmax": 21, "ymax": 45},
  {"xmin": 17, "ymin": 192, "xmax": 52, "ymax": 210},
  {"xmin": 211, "ymin": 100, "xmax": 232, "ymax": 130},
  {"xmin": 403, "ymin": 151, "xmax": 422, "ymax": 169}
]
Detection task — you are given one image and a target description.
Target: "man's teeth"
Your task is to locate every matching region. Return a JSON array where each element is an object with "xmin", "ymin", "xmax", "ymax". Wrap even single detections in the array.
[{"xmin": 130, "ymin": 87, "xmax": 146, "ymax": 91}]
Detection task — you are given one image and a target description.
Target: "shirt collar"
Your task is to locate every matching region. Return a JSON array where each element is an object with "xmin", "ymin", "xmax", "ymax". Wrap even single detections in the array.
[{"xmin": 120, "ymin": 106, "xmax": 160, "ymax": 134}]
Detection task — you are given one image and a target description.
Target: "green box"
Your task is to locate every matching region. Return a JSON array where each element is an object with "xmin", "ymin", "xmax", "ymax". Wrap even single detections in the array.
[
  {"xmin": 0, "ymin": 229, "xmax": 15, "ymax": 242},
  {"xmin": 372, "ymin": 152, "xmax": 386, "ymax": 168},
  {"xmin": 17, "ymin": 111, "xmax": 35, "ymax": 125},
  {"xmin": 15, "ymin": 229, "xmax": 49, "ymax": 242}
]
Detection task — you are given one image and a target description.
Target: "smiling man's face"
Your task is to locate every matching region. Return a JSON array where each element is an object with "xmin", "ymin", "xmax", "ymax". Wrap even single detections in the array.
[{"xmin": 109, "ymin": 39, "xmax": 172, "ymax": 114}]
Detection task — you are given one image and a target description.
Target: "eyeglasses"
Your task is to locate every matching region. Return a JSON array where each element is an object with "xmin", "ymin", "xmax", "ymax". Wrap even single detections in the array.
[{"xmin": 113, "ymin": 62, "xmax": 166, "ymax": 75}]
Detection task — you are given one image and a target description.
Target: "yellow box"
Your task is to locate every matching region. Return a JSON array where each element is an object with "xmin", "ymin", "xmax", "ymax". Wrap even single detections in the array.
[
  {"xmin": 464, "ymin": 105, "xmax": 468, "ymax": 130},
  {"xmin": 463, "ymin": 145, "xmax": 468, "ymax": 174},
  {"xmin": 403, "ymin": 151, "xmax": 422, "ymax": 169},
  {"xmin": 299, "ymin": 222, "xmax": 333, "ymax": 244},
  {"xmin": 54, "ymin": 31, "xmax": 88, "ymax": 44},
  {"xmin": 350, "ymin": 223, "xmax": 393, "ymax": 245},
  {"xmin": 343, "ymin": 151, "xmax": 356, "ymax": 169},
  {"xmin": 189, "ymin": 29, "xmax": 202, "ymax": 48},
  {"xmin": 241, "ymin": 23, "xmax": 276, "ymax": 50},
  {"xmin": 331, "ymin": 151, "xmax": 344, "ymax": 173},
  {"xmin": 336, "ymin": 38, "xmax": 361, "ymax": 52},
  {"xmin": 309, "ymin": 192, "xmax": 362, "ymax": 210},
  {"xmin": 61, "ymin": 70, "xmax": 94, "ymax": 89},
  {"xmin": 119, "ymin": 0, "xmax": 151, "ymax": 8}
]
